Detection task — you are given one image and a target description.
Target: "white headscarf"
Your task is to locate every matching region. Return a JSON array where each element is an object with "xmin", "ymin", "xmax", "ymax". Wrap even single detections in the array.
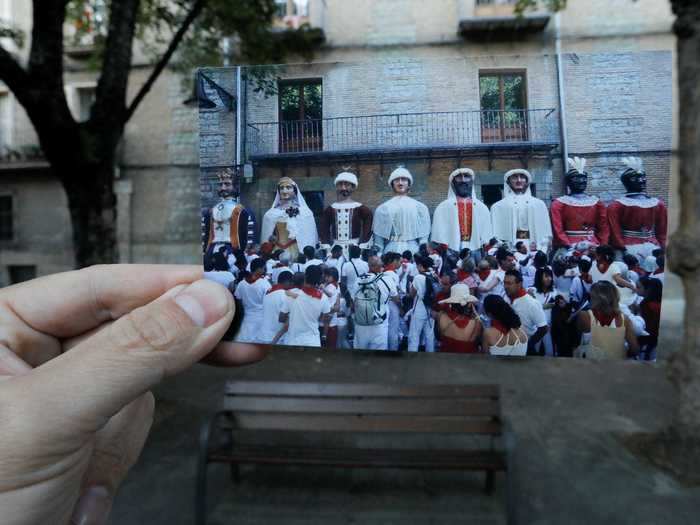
[
  {"xmin": 261, "ymin": 178, "xmax": 318, "ymax": 250},
  {"xmin": 503, "ymin": 169, "xmax": 533, "ymax": 198},
  {"xmin": 446, "ymin": 168, "xmax": 477, "ymax": 201}
]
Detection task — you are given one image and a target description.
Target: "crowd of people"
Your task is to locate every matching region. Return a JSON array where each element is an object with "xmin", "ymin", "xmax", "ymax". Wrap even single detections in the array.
[{"xmin": 204, "ymin": 239, "xmax": 665, "ymax": 360}]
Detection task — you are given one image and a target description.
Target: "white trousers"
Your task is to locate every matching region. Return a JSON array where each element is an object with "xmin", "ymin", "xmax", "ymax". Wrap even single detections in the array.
[
  {"xmin": 235, "ymin": 311, "xmax": 264, "ymax": 343},
  {"xmin": 407, "ymin": 305, "xmax": 435, "ymax": 352},
  {"xmin": 387, "ymin": 302, "xmax": 401, "ymax": 351},
  {"xmin": 354, "ymin": 322, "xmax": 389, "ymax": 350}
]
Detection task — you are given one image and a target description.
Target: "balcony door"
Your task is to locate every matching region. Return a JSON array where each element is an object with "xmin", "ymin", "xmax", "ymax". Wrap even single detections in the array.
[
  {"xmin": 278, "ymin": 79, "xmax": 322, "ymax": 153},
  {"xmin": 479, "ymin": 72, "xmax": 528, "ymax": 143}
]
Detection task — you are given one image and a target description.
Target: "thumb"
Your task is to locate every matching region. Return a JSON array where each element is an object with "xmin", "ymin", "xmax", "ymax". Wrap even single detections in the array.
[{"xmin": 13, "ymin": 279, "xmax": 234, "ymax": 437}]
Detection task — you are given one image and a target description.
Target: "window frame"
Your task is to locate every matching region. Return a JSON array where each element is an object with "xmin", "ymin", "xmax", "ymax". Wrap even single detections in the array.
[
  {"xmin": 478, "ymin": 69, "xmax": 529, "ymax": 143},
  {"xmin": 277, "ymin": 78, "xmax": 323, "ymax": 153}
]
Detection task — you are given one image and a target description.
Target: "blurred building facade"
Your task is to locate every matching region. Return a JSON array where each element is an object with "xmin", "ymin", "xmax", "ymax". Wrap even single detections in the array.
[{"xmin": 0, "ymin": 0, "xmax": 677, "ymax": 283}]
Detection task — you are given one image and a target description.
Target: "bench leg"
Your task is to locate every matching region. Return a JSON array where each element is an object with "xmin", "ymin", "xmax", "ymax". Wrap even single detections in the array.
[
  {"xmin": 484, "ymin": 469, "xmax": 495, "ymax": 495},
  {"xmin": 196, "ymin": 411, "xmax": 234, "ymax": 525}
]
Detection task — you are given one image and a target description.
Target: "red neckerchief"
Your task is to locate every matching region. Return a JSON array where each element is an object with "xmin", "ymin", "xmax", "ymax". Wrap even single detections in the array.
[
  {"xmin": 592, "ymin": 309, "xmax": 616, "ymax": 327},
  {"xmin": 653, "ymin": 268, "xmax": 663, "ymax": 275},
  {"xmin": 246, "ymin": 274, "xmax": 262, "ymax": 284},
  {"xmin": 446, "ymin": 309, "xmax": 472, "ymax": 329},
  {"xmin": 273, "ymin": 262, "xmax": 287, "ymax": 269},
  {"xmin": 492, "ymin": 320, "xmax": 509, "ymax": 334},
  {"xmin": 633, "ymin": 266, "xmax": 647, "ymax": 277},
  {"xmin": 478, "ymin": 268, "xmax": 491, "ymax": 281},
  {"xmin": 457, "ymin": 269, "xmax": 471, "ymax": 282},
  {"xmin": 582, "ymin": 273, "xmax": 593, "ymax": 284},
  {"xmin": 385, "ymin": 263, "xmax": 397, "ymax": 272},
  {"xmin": 302, "ymin": 286, "xmax": 322, "ymax": 299},
  {"xmin": 267, "ymin": 284, "xmax": 286, "ymax": 294},
  {"xmin": 510, "ymin": 288, "xmax": 528, "ymax": 301}
]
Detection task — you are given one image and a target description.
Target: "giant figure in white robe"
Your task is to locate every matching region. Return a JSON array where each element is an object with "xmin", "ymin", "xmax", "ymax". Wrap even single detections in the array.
[
  {"xmin": 490, "ymin": 169, "xmax": 552, "ymax": 251},
  {"xmin": 431, "ymin": 168, "xmax": 492, "ymax": 254},
  {"xmin": 261, "ymin": 177, "xmax": 318, "ymax": 259},
  {"xmin": 372, "ymin": 167, "xmax": 431, "ymax": 255}
]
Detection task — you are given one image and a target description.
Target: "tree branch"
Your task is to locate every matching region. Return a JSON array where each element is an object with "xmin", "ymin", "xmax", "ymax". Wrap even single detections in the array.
[
  {"xmin": 124, "ymin": 0, "xmax": 207, "ymax": 123},
  {"xmin": 91, "ymin": 0, "xmax": 141, "ymax": 135},
  {"xmin": 0, "ymin": 45, "xmax": 31, "ymax": 106}
]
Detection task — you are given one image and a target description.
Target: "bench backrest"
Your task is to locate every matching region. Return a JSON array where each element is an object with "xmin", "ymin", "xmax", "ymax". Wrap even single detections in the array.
[{"xmin": 223, "ymin": 381, "xmax": 502, "ymax": 436}]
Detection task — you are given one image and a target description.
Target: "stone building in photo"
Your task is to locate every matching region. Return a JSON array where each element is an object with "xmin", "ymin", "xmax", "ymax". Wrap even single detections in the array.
[{"xmin": 0, "ymin": 0, "xmax": 677, "ymax": 285}]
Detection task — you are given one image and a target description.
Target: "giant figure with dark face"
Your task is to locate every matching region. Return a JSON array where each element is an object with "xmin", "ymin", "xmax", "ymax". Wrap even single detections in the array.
[
  {"xmin": 490, "ymin": 168, "xmax": 552, "ymax": 251},
  {"xmin": 431, "ymin": 168, "xmax": 492, "ymax": 260},
  {"xmin": 607, "ymin": 157, "xmax": 668, "ymax": 259},
  {"xmin": 204, "ymin": 167, "xmax": 257, "ymax": 268},
  {"xmin": 319, "ymin": 171, "xmax": 373, "ymax": 257},
  {"xmin": 372, "ymin": 167, "xmax": 431, "ymax": 255},
  {"xmin": 550, "ymin": 157, "xmax": 609, "ymax": 255}
]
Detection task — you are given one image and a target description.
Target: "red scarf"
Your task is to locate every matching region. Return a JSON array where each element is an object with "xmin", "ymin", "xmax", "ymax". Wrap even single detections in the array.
[
  {"xmin": 246, "ymin": 274, "xmax": 262, "ymax": 284},
  {"xmin": 385, "ymin": 263, "xmax": 397, "ymax": 272},
  {"xmin": 302, "ymin": 286, "xmax": 322, "ymax": 299},
  {"xmin": 581, "ymin": 273, "xmax": 593, "ymax": 284},
  {"xmin": 492, "ymin": 320, "xmax": 509, "ymax": 334},
  {"xmin": 267, "ymin": 284, "xmax": 286, "ymax": 294},
  {"xmin": 457, "ymin": 269, "xmax": 471, "ymax": 282},
  {"xmin": 592, "ymin": 309, "xmax": 616, "ymax": 327},
  {"xmin": 446, "ymin": 309, "xmax": 472, "ymax": 329},
  {"xmin": 273, "ymin": 262, "xmax": 287, "ymax": 269},
  {"xmin": 653, "ymin": 268, "xmax": 663, "ymax": 275},
  {"xmin": 510, "ymin": 288, "xmax": 528, "ymax": 301},
  {"xmin": 478, "ymin": 268, "xmax": 491, "ymax": 281}
]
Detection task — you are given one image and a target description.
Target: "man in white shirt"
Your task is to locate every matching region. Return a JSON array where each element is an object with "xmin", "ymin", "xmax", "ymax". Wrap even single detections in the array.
[
  {"xmin": 260, "ymin": 271, "xmax": 294, "ymax": 344},
  {"xmin": 478, "ymin": 248, "xmax": 514, "ymax": 299},
  {"xmin": 277, "ymin": 265, "xmax": 331, "ymax": 347},
  {"xmin": 270, "ymin": 251, "xmax": 292, "ymax": 284},
  {"xmin": 324, "ymin": 245, "xmax": 346, "ymax": 275},
  {"xmin": 234, "ymin": 258, "xmax": 272, "ymax": 343},
  {"xmin": 341, "ymin": 244, "xmax": 370, "ymax": 297},
  {"xmin": 353, "ymin": 255, "xmax": 398, "ymax": 350},
  {"xmin": 503, "ymin": 269, "xmax": 548, "ymax": 356},
  {"xmin": 302, "ymin": 245, "xmax": 324, "ymax": 269},
  {"xmin": 381, "ymin": 252, "xmax": 403, "ymax": 350},
  {"xmin": 407, "ymin": 256, "xmax": 436, "ymax": 352}
]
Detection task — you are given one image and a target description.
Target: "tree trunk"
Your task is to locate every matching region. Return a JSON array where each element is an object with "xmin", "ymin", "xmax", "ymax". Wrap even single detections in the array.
[
  {"xmin": 60, "ymin": 158, "xmax": 119, "ymax": 268},
  {"xmin": 650, "ymin": 0, "xmax": 700, "ymax": 482}
]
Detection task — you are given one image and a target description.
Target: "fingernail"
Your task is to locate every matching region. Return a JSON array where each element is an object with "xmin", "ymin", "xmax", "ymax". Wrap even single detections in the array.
[
  {"xmin": 70, "ymin": 485, "xmax": 112, "ymax": 525},
  {"xmin": 174, "ymin": 279, "xmax": 231, "ymax": 327}
]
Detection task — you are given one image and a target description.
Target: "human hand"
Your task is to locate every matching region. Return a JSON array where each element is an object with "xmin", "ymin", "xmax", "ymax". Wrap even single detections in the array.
[{"xmin": 0, "ymin": 265, "xmax": 267, "ymax": 525}]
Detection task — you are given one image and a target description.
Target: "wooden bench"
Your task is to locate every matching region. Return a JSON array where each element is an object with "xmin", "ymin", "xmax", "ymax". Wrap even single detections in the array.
[{"xmin": 196, "ymin": 381, "xmax": 516, "ymax": 525}]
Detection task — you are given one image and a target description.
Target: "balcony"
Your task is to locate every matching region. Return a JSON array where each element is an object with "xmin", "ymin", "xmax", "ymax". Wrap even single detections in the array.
[
  {"xmin": 460, "ymin": 0, "xmax": 550, "ymax": 40},
  {"xmin": 246, "ymin": 108, "xmax": 559, "ymax": 162}
]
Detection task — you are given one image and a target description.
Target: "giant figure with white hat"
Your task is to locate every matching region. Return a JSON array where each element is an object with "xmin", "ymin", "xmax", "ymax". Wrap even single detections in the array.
[
  {"xmin": 431, "ymin": 167, "xmax": 492, "ymax": 260},
  {"xmin": 490, "ymin": 168, "xmax": 552, "ymax": 251},
  {"xmin": 319, "ymin": 170, "xmax": 373, "ymax": 257},
  {"xmin": 371, "ymin": 166, "xmax": 431, "ymax": 255}
]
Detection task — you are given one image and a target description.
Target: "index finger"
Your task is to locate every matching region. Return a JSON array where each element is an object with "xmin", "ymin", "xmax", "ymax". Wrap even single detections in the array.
[{"xmin": 0, "ymin": 264, "xmax": 203, "ymax": 339}]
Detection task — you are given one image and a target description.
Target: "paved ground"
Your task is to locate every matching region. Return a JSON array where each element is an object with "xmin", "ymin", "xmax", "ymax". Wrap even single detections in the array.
[{"xmin": 110, "ymin": 280, "xmax": 699, "ymax": 525}]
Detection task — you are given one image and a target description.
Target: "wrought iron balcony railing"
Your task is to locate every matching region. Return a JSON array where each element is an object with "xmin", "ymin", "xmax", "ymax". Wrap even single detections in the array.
[{"xmin": 246, "ymin": 108, "xmax": 558, "ymax": 158}]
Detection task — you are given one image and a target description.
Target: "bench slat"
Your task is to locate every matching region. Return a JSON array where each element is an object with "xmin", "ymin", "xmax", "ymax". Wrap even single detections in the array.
[
  {"xmin": 225, "ymin": 381, "xmax": 499, "ymax": 399},
  {"xmin": 209, "ymin": 445, "xmax": 506, "ymax": 470},
  {"xmin": 232, "ymin": 413, "xmax": 501, "ymax": 434},
  {"xmin": 224, "ymin": 397, "xmax": 500, "ymax": 417}
]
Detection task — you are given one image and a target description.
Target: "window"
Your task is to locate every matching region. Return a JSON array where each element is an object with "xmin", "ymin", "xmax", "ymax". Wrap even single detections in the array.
[
  {"xmin": 479, "ymin": 72, "xmax": 528, "ymax": 142},
  {"xmin": 0, "ymin": 195, "xmax": 12, "ymax": 240},
  {"xmin": 278, "ymin": 79, "xmax": 322, "ymax": 153},
  {"xmin": 9, "ymin": 265, "xmax": 36, "ymax": 284},
  {"xmin": 0, "ymin": 91, "xmax": 11, "ymax": 154},
  {"xmin": 301, "ymin": 191, "xmax": 324, "ymax": 220}
]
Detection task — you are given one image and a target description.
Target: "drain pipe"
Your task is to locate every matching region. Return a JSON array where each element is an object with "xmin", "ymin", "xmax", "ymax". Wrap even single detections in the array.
[
  {"xmin": 236, "ymin": 64, "xmax": 242, "ymax": 167},
  {"xmin": 554, "ymin": 12, "xmax": 569, "ymax": 191}
]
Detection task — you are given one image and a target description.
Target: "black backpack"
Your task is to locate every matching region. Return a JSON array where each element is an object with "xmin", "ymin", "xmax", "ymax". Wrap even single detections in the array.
[{"xmin": 422, "ymin": 272, "xmax": 441, "ymax": 309}]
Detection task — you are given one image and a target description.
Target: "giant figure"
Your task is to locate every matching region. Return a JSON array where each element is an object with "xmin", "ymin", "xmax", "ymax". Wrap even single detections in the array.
[
  {"xmin": 490, "ymin": 168, "xmax": 552, "ymax": 251},
  {"xmin": 431, "ymin": 167, "xmax": 492, "ymax": 258},
  {"xmin": 261, "ymin": 177, "xmax": 318, "ymax": 259},
  {"xmin": 319, "ymin": 171, "xmax": 373, "ymax": 256},
  {"xmin": 550, "ymin": 157, "xmax": 609, "ymax": 255},
  {"xmin": 372, "ymin": 167, "xmax": 431, "ymax": 255},
  {"xmin": 607, "ymin": 157, "xmax": 668, "ymax": 259}
]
